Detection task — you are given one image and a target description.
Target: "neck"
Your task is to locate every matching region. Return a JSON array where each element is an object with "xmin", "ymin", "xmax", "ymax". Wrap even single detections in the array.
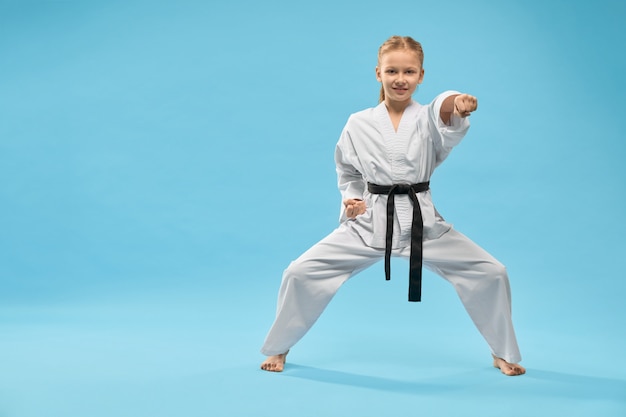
[
  {"xmin": 384, "ymin": 98, "xmax": 412, "ymax": 115},
  {"xmin": 384, "ymin": 98, "xmax": 412, "ymax": 132}
]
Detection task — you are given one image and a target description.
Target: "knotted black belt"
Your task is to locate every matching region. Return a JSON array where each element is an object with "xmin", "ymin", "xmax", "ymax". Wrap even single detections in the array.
[{"xmin": 367, "ymin": 181, "xmax": 430, "ymax": 302}]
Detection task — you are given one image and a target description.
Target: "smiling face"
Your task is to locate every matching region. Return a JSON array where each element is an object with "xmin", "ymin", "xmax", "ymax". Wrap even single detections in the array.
[{"xmin": 376, "ymin": 49, "xmax": 424, "ymax": 107}]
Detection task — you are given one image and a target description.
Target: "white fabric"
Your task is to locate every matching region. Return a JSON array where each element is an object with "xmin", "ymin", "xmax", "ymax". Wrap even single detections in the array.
[{"xmin": 261, "ymin": 92, "xmax": 522, "ymax": 364}]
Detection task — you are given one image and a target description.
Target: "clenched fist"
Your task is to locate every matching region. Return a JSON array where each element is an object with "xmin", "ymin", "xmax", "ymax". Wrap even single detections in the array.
[
  {"xmin": 453, "ymin": 94, "xmax": 478, "ymax": 118},
  {"xmin": 343, "ymin": 199, "xmax": 366, "ymax": 219}
]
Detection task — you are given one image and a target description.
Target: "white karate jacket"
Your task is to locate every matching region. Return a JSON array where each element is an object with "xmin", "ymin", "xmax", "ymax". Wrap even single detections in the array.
[{"xmin": 335, "ymin": 91, "xmax": 470, "ymax": 249}]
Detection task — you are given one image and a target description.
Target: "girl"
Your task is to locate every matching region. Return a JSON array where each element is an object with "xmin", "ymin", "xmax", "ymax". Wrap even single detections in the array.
[{"xmin": 260, "ymin": 36, "xmax": 525, "ymax": 376}]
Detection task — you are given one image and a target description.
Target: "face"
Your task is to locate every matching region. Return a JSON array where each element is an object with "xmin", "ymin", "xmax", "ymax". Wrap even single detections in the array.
[{"xmin": 376, "ymin": 49, "xmax": 424, "ymax": 105}]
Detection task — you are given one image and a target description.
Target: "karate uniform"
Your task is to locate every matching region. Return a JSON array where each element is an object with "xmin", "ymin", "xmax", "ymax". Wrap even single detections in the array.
[{"xmin": 261, "ymin": 91, "xmax": 522, "ymax": 364}]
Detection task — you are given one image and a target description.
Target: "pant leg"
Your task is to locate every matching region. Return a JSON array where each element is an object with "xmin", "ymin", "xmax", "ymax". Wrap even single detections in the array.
[
  {"xmin": 260, "ymin": 223, "xmax": 383, "ymax": 356},
  {"xmin": 419, "ymin": 228, "xmax": 522, "ymax": 363}
]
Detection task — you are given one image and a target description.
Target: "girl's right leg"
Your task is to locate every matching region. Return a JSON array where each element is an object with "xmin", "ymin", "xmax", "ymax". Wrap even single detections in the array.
[{"xmin": 260, "ymin": 223, "xmax": 383, "ymax": 357}]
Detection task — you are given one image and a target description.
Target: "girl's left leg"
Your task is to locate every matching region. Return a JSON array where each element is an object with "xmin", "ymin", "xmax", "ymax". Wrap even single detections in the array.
[{"xmin": 418, "ymin": 228, "xmax": 522, "ymax": 365}]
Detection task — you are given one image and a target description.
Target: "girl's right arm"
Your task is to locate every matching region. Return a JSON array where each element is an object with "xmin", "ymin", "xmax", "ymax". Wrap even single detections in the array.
[
  {"xmin": 335, "ymin": 128, "xmax": 367, "ymax": 220},
  {"xmin": 343, "ymin": 198, "xmax": 366, "ymax": 219}
]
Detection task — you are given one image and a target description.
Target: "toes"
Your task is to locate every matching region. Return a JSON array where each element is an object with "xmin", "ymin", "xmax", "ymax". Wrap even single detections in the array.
[
  {"xmin": 493, "ymin": 357, "xmax": 525, "ymax": 376},
  {"xmin": 261, "ymin": 360, "xmax": 283, "ymax": 372},
  {"xmin": 499, "ymin": 362, "xmax": 525, "ymax": 376},
  {"xmin": 505, "ymin": 365, "xmax": 518, "ymax": 376}
]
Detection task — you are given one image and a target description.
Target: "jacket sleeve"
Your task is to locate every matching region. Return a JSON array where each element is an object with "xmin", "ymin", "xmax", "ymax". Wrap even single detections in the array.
[
  {"xmin": 334, "ymin": 124, "xmax": 366, "ymax": 221},
  {"xmin": 430, "ymin": 90, "xmax": 471, "ymax": 166}
]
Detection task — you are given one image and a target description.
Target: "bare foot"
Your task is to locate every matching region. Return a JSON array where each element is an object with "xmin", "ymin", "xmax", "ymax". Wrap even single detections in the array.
[
  {"xmin": 260, "ymin": 351, "xmax": 288, "ymax": 372},
  {"xmin": 493, "ymin": 355, "xmax": 526, "ymax": 376}
]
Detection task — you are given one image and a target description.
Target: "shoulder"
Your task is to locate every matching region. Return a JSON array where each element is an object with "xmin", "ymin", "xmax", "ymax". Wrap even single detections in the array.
[
  {"xmin": 346, "ymin": 106, "xmax": 376, "ymax": 124},
  {"xmin": 343, "ymin": 103, "xmax": 386, "ymax": 132},
  {"xmin": 337, "ymin": 106, "xmax": 379, "ymax": 146}
]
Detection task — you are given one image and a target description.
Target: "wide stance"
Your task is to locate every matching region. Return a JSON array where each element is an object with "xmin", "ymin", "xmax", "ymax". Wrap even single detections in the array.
[{"xmin": 260, "ymin": 223, "xmax": 525, "ymax": 376}]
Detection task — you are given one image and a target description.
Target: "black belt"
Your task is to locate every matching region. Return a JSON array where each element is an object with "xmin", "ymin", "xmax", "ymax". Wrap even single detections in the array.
[{"xmin": 367, "ymin": 181, "xmax": 430, "ymax": 302}]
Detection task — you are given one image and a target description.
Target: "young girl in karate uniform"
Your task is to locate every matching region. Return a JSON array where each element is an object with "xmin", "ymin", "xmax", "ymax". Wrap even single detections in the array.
[{"xmin": 260, "ymin": 35, "xmax": 525, "ymax": 376}]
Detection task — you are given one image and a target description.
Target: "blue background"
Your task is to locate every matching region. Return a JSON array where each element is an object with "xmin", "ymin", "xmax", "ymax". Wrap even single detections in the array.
[{"xmin": 1, "ymin": 0, "xmax": 625, "ymax": 416}]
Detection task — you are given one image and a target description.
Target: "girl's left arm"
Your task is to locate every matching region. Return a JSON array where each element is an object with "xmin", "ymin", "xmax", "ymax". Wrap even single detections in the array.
[{"xmin": 439, "ymin": 93, "xmax": 478, "ymax": 125}]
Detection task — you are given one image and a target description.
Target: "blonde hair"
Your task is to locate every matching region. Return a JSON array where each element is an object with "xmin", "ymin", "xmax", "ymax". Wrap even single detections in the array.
[{"xmin": 377, "ymin": 36, "xmax": 424, "ymax": 103}]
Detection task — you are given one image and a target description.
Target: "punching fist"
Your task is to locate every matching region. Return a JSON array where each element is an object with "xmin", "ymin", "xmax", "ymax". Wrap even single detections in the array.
[
  {"xmin": 453, "ymin": 94, "xmax": 478, "ymax": 118},
  {"xmin": 343, "ymin": 199, "xmax": 366, "ymax": 219}
]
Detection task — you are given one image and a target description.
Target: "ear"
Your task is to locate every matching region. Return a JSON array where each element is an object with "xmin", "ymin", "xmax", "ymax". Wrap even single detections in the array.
[
  {"xmin": 418, "ymin": 68, "xmax": 425, "ymax": 84},
  {"xmin": 375, "ymin": 66, "xmax": 382, "ymax": 82}
]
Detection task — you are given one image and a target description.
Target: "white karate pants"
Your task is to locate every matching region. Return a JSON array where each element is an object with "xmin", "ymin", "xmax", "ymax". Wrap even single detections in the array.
[{"xmin": 260, "ymin": 222, "xmax": 522, "ymax": 364}]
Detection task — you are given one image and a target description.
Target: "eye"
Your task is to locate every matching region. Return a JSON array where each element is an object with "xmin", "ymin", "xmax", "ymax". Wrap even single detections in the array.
[{"xmin": 385, "ymin": 69, "xmax": 396, "ymax": 74}]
